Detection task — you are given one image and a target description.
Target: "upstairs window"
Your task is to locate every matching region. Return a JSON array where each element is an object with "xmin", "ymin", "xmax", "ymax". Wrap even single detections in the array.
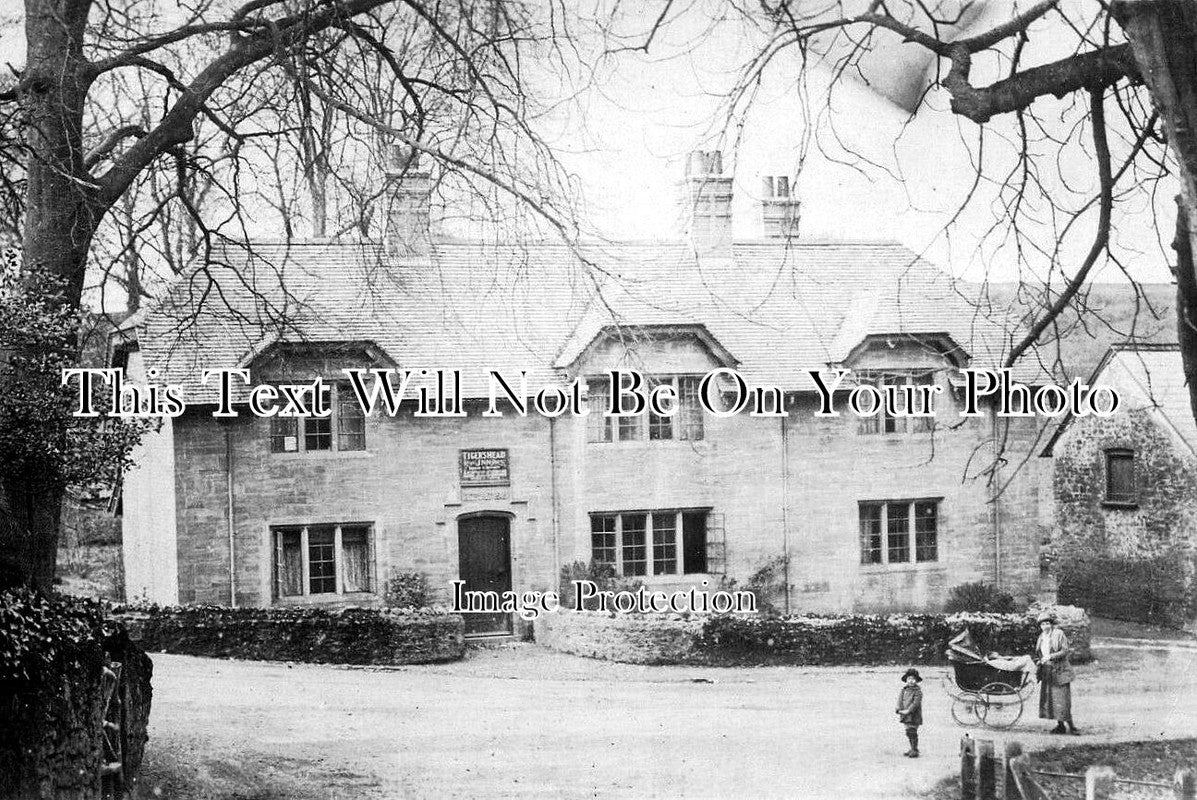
[
  {"xmin": 857, "ymin": 371, "xmax": 937, "ymax": 435},
  {"xmin": 587, "ymin": 374, "xmax": 705, "ymax": 442},
  {"xmin": 1104, "ymin": 449, "xmax": 1137, "ymax": 505},
  {"xmin": 270, "ymin": 381, "xmax": 366, "ymax": 454}
]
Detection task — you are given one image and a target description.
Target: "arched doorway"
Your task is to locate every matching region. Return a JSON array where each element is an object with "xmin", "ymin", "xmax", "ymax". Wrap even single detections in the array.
[{"xmin": 457, "ymin": 514, "xmax": 512, "ymax": 635}]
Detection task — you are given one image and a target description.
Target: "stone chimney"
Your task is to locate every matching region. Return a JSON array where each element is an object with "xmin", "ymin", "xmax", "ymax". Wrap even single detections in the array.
[
  {"xmin": 383, "ymin": 144, "xmax": 432, "ymax": 257},
  {"xmin": 761, "ymin": 175, "xmax": 800, "ymax": 240},
  {"xmin": 678, "ymin": 150, "xmax": 733, "ymax": 258}
]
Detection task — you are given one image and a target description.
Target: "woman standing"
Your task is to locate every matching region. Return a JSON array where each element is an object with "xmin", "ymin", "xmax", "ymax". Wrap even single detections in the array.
[{"xmin": 1036, "ymin": 611, "xmax": 1079, "ymax": 734}]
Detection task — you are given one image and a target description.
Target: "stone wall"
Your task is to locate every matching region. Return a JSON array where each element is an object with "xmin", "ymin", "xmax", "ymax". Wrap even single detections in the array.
[
  {"xmin": 122, "ymin": 605, "xmax": 465, "ymax": 665},
  {"xmin": 534, "ymin": 611, "xmax": 704, "ymax": 664},
  {"xmin": 535, "ymin": 607, "xmax": 1089, "ymax": 666},
  {"xmin": 1, "ymin": 621, "xmax": 152, "ymax": 800}
]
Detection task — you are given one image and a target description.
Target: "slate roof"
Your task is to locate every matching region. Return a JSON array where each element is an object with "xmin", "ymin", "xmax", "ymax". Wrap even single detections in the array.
[
  {"xmin": 1097, "ymin": 344, "xmax": 1196, "ymax": 454},
  {"xmin": 125, "ymin": 238, "xmax": 1034, "ymax": 403}
]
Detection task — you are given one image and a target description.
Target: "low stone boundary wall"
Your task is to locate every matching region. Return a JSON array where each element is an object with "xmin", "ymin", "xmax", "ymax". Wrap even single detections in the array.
[
  {"xmin": 535, "ymin": 611, "xmax": 704, "ymax": 665},
  {"xmin": 119, "ymin": 604, "xmax": 465, "ymax": 665},
  {"xmin": 535, "ymin": 606, "xmax": 1090, "ymax": 667},
  {"xmin": 1, "ymin": 591, "xmax": 153, "ymax": 800}
]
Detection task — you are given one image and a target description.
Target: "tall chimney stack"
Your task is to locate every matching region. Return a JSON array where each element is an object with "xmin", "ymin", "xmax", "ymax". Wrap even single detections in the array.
[
  {"xmin": 383, "ymin": 144, "xmax": 432, "ymax": 257},
  {"xmin": 761, "ymin": 175, "xmax": 800, "ymax": 240},
  {"xmin": 679, "ymin": 150, "xmax": 733, "ymax": 258}
]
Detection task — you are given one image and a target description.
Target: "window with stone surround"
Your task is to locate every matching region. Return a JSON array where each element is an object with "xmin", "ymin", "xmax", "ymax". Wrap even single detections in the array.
[
  {"xmin": 586, "ymin": 374, "xmax": 704, "ymax": 442},
  {"xmin": 272, "ymin": 523, "xmax": 375, "ymax": 598},
  {"xmin": 1104, "ymin": 449, "xmax": 1137, "ymax": 506},
  {"xmin": 859, "ymin": 499, "xmax": 940, "ymax": 565},
  {"xmin": 856, "ymin": 371, "xmax": 937, "ymax": 435},
  {"xmin": 590, "ymin": 509, "xmax": 709, "ymax": 576},
  {"xmin": 269, "ymin": 381, "xmax": 366, "ymax": 454}
]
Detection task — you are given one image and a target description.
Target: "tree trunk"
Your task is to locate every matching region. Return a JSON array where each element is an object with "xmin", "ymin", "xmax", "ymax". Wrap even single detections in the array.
[
  {"xmin": 1114, "ymin": 1, "xmax": 1197, "ymax": 422},
  {"xmin": 8, "ymin": 0, "xmax": 103, "ymax": 589},
  {"xmin": 0, "ymin": 478, "xmax": 63, "ymax": 592},
  {"xmin": 21, "ymin": 0, "xmax": 100, "ymax": 294}
]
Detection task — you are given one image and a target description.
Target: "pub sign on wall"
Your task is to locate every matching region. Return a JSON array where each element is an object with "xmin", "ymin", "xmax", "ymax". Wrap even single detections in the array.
[{"xmin": 459, "ymin": 448, "xmax": 510, "ymax": 487}]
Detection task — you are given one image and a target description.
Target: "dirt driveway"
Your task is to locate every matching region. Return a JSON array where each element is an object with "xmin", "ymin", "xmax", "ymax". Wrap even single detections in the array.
[{"xmin": 135, "ymin": 642, "xmax": 1197, "ymax": 800}]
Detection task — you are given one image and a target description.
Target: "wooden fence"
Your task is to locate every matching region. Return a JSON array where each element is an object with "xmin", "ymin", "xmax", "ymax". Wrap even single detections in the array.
[{"xmin": 961, "ymin": 734, "xmax": 1196, "ymax": 800}]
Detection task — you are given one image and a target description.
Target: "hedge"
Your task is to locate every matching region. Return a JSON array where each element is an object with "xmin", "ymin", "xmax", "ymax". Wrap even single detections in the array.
[
  {"xmin": 536, "ymin": 606, "xmax": 1090, "ymax": 667},
  {"xmin": 1058, "ymin": 552, "xmax": 1196, "ymax": 629},
  {"xmin": 1, "ymin": 590, "xmax": 152, "ymax": 800},
  {"xmin": 117, "ymin": 604, "xmax": 465, "ymax": 665}
]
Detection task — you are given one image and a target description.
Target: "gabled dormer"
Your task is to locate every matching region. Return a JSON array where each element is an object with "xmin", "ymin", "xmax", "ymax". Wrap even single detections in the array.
[{"xmin": 557, "ymin": 323, "xmax": 738, "ymax": 443}]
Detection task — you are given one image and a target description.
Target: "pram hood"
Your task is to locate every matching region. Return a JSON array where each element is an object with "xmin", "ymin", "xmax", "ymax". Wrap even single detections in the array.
[{"xmin": 946, "ymin": 629, "xmax": 985, "ymax": 663}]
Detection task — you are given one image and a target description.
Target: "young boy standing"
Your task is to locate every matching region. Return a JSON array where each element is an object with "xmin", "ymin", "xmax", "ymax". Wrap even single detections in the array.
[{"xmin": 895, "ymin": 668, "xmax": 923, "ymax": 758}]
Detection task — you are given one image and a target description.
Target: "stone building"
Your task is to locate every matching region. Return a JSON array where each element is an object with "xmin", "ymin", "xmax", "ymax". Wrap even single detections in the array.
[
  {"xmin": 1044, "ymin": 343, "xmax": 1197, "ymax": 626},
  {"xmin": 114, "ymin": 151, "xmax": 1050, "ymax": 632}
]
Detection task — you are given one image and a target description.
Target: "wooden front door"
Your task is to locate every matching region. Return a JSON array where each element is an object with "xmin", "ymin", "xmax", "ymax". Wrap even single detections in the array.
[{"xmin": 457, "ymin": 516, "xmax": 512, "ymax": 635}]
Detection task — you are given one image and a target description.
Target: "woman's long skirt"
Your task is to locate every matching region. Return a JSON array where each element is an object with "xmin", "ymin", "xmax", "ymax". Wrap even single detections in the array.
[{"xmin": 1039, "ymin": 680, "xmax": 1072, "ymax": 721}]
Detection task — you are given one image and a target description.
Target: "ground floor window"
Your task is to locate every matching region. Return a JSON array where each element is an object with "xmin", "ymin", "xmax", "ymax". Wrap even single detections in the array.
[
  {"xmin": 859, "ymin": 499, "xmax": 940, "ymax": 565},
  {"xmin": 590, "ymin": 509, "xmax": 708, "ymax": 576},
  {"xmin": 272, "ymin": 523, "xmax": 375, "ymax": 598}
]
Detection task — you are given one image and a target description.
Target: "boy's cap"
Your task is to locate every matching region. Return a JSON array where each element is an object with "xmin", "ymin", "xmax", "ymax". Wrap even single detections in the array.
[{"xmin": 901, "ymin": 668, "xmax": 922, "ymax": 682}]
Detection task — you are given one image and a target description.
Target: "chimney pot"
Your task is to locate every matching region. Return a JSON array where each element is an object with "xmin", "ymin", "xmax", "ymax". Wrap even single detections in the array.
[
  {"xmin": 679, "ymin": 149, "xmax": 733, "ymax": 258},
  {"xmin": 382, "ymin": 144, "xmax": 432, "ymax": 257},
  {"xmin": 761, "ymin": 174, "xmax": 800, "ymax": 240}
]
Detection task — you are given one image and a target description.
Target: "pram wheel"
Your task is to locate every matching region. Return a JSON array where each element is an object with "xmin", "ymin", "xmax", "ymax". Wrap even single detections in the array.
[
  {"xmin": 979, "ymin": 682, "xmax": 1024, "ymax": 729},
  {"xmin": 950, "ymin": 692, "xmax": 984, "ymax": 727}
]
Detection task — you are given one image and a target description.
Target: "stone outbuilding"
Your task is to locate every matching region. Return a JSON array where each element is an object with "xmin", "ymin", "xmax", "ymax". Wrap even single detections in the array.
[{"xmin": 1044, "ymin": 343, "xmax": 1197, "ymax": 627}]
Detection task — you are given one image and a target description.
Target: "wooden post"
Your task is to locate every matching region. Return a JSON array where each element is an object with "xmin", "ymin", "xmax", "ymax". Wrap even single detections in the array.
[
  {"xmin": 961, "ymin": 735, "xmax": 977, "ymax": 800},
  {"xmin": 1085, "ymin": 766, "xmax": 1116, "ymax": 800},
  {"xmin": 1176, "ymin": 768, "xmax": 1196, "ymax": 800},
  {"xmin": 1000, "ymin": 741, "xmax": 1023, "ymax": 800},
  {"xmin": 1009, "ymin": 755, "xmax": 1052, "ymax": 800},
  {"xmin": 978, "ymin": 738, "xmax": 996, "ymax": 800}
]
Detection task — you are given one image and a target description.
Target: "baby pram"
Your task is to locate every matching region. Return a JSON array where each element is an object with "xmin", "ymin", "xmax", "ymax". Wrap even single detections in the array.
[{"xmin": 943, "ymin": 629, "xmax": 1036, "ymax": 729}]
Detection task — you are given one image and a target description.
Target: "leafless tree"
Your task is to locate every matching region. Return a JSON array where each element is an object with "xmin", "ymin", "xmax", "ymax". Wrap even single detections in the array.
[
  {"xmin": 1, "ymin": 0, "xmax": 586, "ymax": 589},
  {"xmin": 603, "ymin": 0, "xmax": 1195, "ymax": 412}
]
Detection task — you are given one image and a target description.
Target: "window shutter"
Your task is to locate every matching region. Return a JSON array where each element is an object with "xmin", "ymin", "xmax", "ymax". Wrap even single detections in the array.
[
  {"xmin": 705, "ymin": 512, "xmax": 726, "ymax": 575},
  {"xmin": 367, "ymin": 529, "xmax": 378, "ymax": 593}
]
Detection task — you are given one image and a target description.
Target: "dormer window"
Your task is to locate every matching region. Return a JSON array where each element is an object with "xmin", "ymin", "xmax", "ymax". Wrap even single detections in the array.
[
  {"xmin": 587, "ymin": 374, "xmax": 705, "ymax": 442},
  {"xmin": 857, "ymin": 371, "xmax": 937, "ymax": 435},
  {"xmin": 269, "ymin": 381, "xmax": 366, "ymax": 454}
]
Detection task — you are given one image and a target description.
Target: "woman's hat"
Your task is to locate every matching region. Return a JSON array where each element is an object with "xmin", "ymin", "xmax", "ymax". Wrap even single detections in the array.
[
  {"xmin": 901, "ymin": 668, "xmax": 922, "ymax": 683},
  {"xmin": 1036, "ymin": 610, "xmax": 1057, "ymax": 624}
]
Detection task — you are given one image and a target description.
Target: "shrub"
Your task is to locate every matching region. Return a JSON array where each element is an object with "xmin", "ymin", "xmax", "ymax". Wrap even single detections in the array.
[
  {"xmin": 0, "ymin": 588, "xmax": 108, "ymax": 685},
  {"xmin": 1058, "ymin": 551, "xmax": 1195, "ymax": 628},
  {"xmin": 743, "ymin": 555, "xmax": 789, "ymax": 617},
  {"xmin": 558, "ymin": 560, "xmax": 643, "ymax": 610},
  {"xmin": 383, "ymin": 570, "xmax": 430, "ymax": 608},
  {"xmin": 697, "ymin": 611, "xmax": 1041, "ymax": 665},
  {"xmin": 945, "ymin": 581, "xmax": 1016, "ymax": 614}
]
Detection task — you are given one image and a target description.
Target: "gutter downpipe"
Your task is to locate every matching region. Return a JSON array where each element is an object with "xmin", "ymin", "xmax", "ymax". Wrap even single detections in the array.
[
  {"xmin": 225, "ymin": 422, "xmax": 237, "ymax": 607},
  {"xmin": 549, "ymin": 416, "xmax": 560, "ymax": 588},
  {"xmin": 991, "ymin": 411, "xmax": 1002, "ymax": 590},
  {"xmin": 781, "ymin": 399, "xmax": 792, "ymax": 615}
]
